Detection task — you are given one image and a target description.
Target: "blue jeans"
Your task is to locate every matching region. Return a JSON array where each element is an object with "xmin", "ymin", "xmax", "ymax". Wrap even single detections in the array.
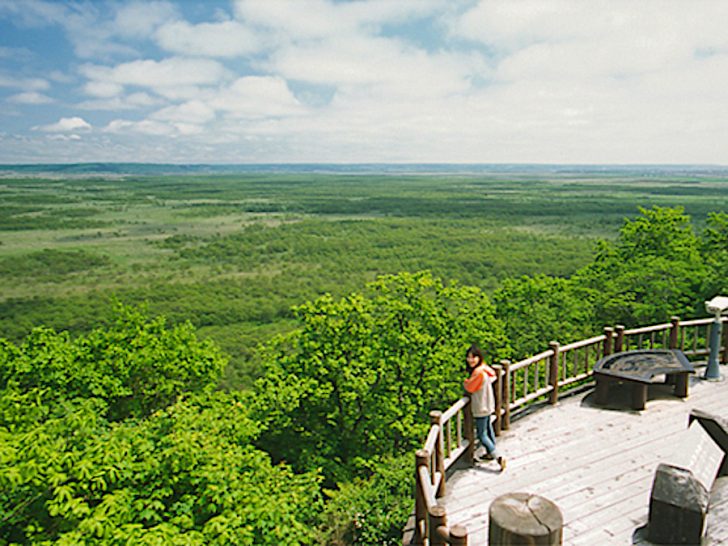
[{"xmin": 475, "ymin": 415, "xmax": 499, "ymax": 457}]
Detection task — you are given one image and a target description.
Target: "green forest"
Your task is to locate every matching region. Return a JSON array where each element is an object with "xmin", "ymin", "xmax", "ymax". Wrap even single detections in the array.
[{"xmin": 1, "ymin": 171, "xmax": 727, "ymax": 544}]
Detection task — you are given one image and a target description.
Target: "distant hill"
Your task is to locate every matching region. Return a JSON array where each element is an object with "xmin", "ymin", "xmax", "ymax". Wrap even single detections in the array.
[{"xmin": 1, "ymin": 162, "xmax": 727, "ymax": 177}]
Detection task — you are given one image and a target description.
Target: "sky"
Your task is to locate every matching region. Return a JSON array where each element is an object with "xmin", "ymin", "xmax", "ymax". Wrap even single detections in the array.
[{"xmin": 1, "ymin": 0, "xmax": 728, "ymax": 165}]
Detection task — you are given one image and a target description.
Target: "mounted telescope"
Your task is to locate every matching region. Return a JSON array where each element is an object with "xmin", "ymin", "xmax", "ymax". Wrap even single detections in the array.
[{"xmin": 704, "ymin": 295, "xmax": 728, "ymax": 380}]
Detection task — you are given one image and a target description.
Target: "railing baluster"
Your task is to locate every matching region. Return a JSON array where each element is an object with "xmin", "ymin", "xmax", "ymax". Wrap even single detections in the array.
[
  {"xmin": 430, "ymin": 411, "xmax": 446, "ymax": 496},
  {"xmin": 446, "ymin": 420, "xmax": 452, "ymax": 458},
  {"xmin": 502, "ymin": 359, "xmax": 511, "ymax": 430},
  {"xmin": 549, "ymin": 342, "xmax": 559, "ymax": 404}
]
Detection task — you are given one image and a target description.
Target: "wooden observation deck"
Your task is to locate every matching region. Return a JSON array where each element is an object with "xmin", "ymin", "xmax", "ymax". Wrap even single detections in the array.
[
  {"xmin": 405, "ymin": 316, "xmax": 728, "ymax": 545},
  {"xmin": 440, "ymin": 368, "xmax": 728, "ymax": 544}
]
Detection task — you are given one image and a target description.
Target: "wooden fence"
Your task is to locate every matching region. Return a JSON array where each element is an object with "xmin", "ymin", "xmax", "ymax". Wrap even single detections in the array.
[{"xmin": 406, "ymin": 315, "xmax": 728, "ymax": 545}]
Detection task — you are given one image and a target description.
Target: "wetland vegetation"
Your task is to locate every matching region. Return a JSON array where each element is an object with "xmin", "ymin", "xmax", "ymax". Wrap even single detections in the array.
[{"xmin": 2, "ymin": 169, "xmax": 726, "ymax": 388}]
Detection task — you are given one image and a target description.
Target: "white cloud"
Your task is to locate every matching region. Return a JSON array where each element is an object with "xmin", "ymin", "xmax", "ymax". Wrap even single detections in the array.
[
  {"xmin": 47, "ymin": 133, "xmax": 81, "ymax": 141},
  {"xmin": 0, "ymin": 45, "xmax": 32, "ymax": 60},
  {"xmin": 210, "ymin": 76, "xmax": 304, "ymax": 118},
  {"xmin": 35, "ymin": 116, "xmax": 92, "ymax": 132},
  {"xmin": 156, "ymin": 20, "xmax": 261, "ymax": 57},
  {"xmin": 235, "ymin": 0, "xmax": 353, "ymax": 40},
  {"xmin": 0, "ymin": 74, "xmax": 49, "ymax": 90},
  {"xmin": 454, "ymin": 1, "xmax": 728, "ymax": 80},
  {"xmin": 104, "ymin": 118, "xmax": 175, "ymax": 136},
  {"xmin": 8, "ymin": 91, "xmax": 53, "ymax": 104},
  {"xmin": 152, "ymin": 100, "xmax": 216, "ymax": 124},
  {"xmin": 84, "ymin": 80, "xmax": 124, "ymax": 98},
  {"xmin": 0, "ymin": 0, "xmax": 68, "ymax": 28},
  {"xmin": 80, "ymin": 57, "xmax": 228, "ymax": 91},
  {"xmin": 48, "ymin": 70, "xmax": 74, "ymax": 84},
  {"xmin": 0, "ymin": 0, "xmax": 177, "ymax": 60},
  {"xmin": 77, "ymin": 92, "xmax": 161, "ymax": 111},
  {"xmin": 113, "ymin": 1, "xmax": 177, "ymax": 38},
  {"xmin": 233, "ymin": 0, "xmax": 479, "ymax": 104},
  {"xmin": 234, "ymin": 0, "xmax": 441, "ymax": 40},
  {"xmin": 268, "ymin": 36, "xmax": 479, "ymax": 100},
  {"xmin": 4, "ymin": 0, "xmax": 728, "ymax": 164}
]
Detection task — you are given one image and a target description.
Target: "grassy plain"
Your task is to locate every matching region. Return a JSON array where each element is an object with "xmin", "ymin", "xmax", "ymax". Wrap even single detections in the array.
[{"xmin": 1, "ymin": 171, "xmax": 726, "ymax": 387}]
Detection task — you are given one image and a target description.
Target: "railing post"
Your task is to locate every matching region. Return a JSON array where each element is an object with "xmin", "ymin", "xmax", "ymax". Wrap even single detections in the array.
[
  {"xmin": 415, "ymin": 449, "xmax": 430, "ymax": 544},
  {"xmin": 549, "ymin": 341, "xmax": 560, "ymax": 405},
  {"xmin": 501, "ymin": 359, "xmax": 511, "ymax": 430},
  {"xmin": 603, "ymin": 326, "xmax": 614, "ymax": 357},
  {"xmin": 615, "ymin": 324, "xmax": 625, "ymax": 353},
  {"xmin": 493, "ymin": 364, "xmax": 503, "ymax": 436},
  {"xmin": 463, "ymin": 397, "xmax": 475, "ymax": 465},
  {"xmin": 449, "ymin": 524, "xmax": 468, "ymax": 546},
  {"xmin": 430, "ymin": 411, "xmax": 446, "ymax": 497},
  {"xmin": 415, "ymin": 449, "xmax": 431, "ymax": 544},
  {"xmin": 429, "ymin": 504, "xmax": 449, "ymax": 546},
  {"xmin": 670, "ymin": 316, "xmax": 680, "ymax": 350}
]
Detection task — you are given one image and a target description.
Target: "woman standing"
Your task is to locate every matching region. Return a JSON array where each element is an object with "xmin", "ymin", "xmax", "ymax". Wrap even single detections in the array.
[{"xmin": 464, "ymin": 343, "xmax": 506, "ymax": 472}]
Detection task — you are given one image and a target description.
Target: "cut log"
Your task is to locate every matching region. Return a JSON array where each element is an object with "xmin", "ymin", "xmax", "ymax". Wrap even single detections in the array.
[{"xmin": 488, "ymin": 492, "xmax": 563, "ymax": 545}]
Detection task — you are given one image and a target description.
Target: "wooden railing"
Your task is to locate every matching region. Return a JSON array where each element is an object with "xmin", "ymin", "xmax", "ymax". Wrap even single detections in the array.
[
  {"xmin": 412, "ymin": 398, "xmax": 474, "ymax": 546},
  {"xmin": 406, "ymin": 315, "xmax": 728, "ymax": 545}
]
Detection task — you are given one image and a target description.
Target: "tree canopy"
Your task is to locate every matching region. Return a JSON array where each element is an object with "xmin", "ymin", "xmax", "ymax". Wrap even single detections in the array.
[
  {"xmin": 0, "ymin": 306, "xmax": 322, "ymax": 545},
  {"xmin": 252, "ymin": 271, "xmax": 510, "ymax": 484}
]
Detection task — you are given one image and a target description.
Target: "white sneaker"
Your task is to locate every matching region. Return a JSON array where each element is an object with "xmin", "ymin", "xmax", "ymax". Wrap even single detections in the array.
[{"xmin": 497, "ymin": 456, "xmax": 507, "ymax": 472}]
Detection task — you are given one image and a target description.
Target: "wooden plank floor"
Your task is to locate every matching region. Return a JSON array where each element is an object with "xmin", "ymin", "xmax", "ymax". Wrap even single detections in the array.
[{"xmin": 441, "ymin": 364, "xmax": 728, "ymax": 545}]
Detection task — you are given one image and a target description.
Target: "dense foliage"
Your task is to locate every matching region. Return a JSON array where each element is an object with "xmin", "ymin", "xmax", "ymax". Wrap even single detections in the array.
[
  {"xmin": 494, "ymin": 206, "xmax": 727, "ymax": 359},
  {"xmin": 2, "ymin": 172, "xmax": 728, "ymax": 544},
  {"xmin": 0, "ymin": 307, "xmax": 321, "ymax": 545},
  {"xmin": 319, "ymin": 454, "xmax": 413, "ymax": 546},
  {"xmin": 253, "ymin": 271, "xmax": 509, "ymax": 484}
]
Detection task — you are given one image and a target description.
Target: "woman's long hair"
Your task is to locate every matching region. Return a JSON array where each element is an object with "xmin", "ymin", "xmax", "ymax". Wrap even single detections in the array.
[{"xmin": 465, "ymin": 343, "xmax": 484, "ymax": 373}]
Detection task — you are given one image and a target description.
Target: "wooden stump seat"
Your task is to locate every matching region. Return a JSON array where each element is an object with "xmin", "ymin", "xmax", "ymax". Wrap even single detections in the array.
[{"xmin": 488, "ymin": 492, "xmax": 563, "ymax": 545}]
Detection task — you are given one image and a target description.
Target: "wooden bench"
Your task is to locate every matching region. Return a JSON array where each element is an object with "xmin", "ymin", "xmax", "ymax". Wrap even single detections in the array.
[
  {"xmin": 644, "ymin": 410, "xmax": 727, "ymax": 544},
  {"xmin": 593, "ymin": 349, "xmax": 694, "ymax": 410}
]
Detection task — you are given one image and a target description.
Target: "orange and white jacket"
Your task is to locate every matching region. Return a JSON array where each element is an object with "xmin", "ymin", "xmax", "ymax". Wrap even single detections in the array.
[{"xmin": 463, "ymin": 363, "xmax": 496, "ymax": 417}]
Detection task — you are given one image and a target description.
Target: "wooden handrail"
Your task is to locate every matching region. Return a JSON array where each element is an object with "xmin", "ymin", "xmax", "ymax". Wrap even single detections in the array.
[
  {"xmin": 680, "ymin": 317, "xmax": 716, "ymax": 327},
  {"xmin": 560, "ymin": 334, "xmax": 606, "ymax": 352},
  {"xmin": 622, "ymin": 322, "xmax": 673, "ymax": 335},
  {"xmin": 510, "ymin": 349, "xmax": 554, "ymax": 371},
  {"xmin": 423, "ymin": 424, "xmax": 440, "ymax": 455},
  {"xmin": 441, "ymin": 396, "xmax": 468, "ymax": 424},
  {"xmin": 406, "ymin": 314, "xmax": 728, "ymax": 545}
]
